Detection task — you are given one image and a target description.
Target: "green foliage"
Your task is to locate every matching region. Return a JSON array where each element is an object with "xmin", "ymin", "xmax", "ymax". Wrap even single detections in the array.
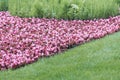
[
  {"xmin": 31, "ymin": 1, "xmax": 44, "ymax": 18},
  {"xmin": 8, "ymin": 0, "xmax": 33, "ymax": 17},
  {"xmin": 0, "ymin": 0, "xmax": 8, "ymax": 11},
  {"xmin": 81, "ymin": 0, "xmax": 119, "ymax": 19},
  {"xmin": 115, "ymin": 0, "xmax": 120, "ymax": 5},
  {"xmin": 7, "ymin": 0, "xmax": 120, "ymax": 19}
]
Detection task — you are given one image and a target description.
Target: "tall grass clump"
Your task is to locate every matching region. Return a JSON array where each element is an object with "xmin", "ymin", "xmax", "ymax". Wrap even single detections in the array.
[
  {"xmin": 0, "ymin": 0, "xmax": 8, "ymax": 11},
  {"xmin": 115, "ymin": 0, "xmax": 120, "ymax": 6},
  {"xmin": 8, "ymin": 0, "xmax": 33, "ymax": 17},
  {"xmin": 81, "ymin": 0, "xmax": 119, "ymax": 19},
  {"xmin": 8, "ymin": 0, "xmax": 119, "ymax": 20}
]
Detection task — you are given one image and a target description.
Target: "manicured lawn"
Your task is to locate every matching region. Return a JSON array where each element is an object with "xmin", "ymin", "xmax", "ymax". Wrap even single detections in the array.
[{"xmin": 0, "ymin": 31, "xmax": 120, "ymax": 80}]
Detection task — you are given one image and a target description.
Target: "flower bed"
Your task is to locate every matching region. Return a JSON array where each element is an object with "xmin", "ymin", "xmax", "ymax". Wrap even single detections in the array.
[{"xmin": 0, "ymin": 12, "xmax": 120, "ymax": 70}]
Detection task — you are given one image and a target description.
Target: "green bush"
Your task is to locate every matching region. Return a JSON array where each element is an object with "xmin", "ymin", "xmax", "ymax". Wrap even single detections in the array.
[
  {"xmin": 8, "ymin": 0, "xmax": 33, "ymax": 17},
  {"xmin": 80, "ymin": 0, "xmax": 119, "ymax": 19},
  {"xmin": 8, "ymin": 0, "xmax": 119, "ymax": 20},
  {"xmin": 0, "ymin": 0, "xmax": 8, "ymax": 11},
  {"xmin": 115, "ymin": 0, "xmax": 120, "ymax": 5}
]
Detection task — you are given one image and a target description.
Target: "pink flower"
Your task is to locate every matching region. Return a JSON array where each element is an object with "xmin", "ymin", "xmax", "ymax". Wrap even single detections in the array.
[{"xmin": 0, "ymin": 11, "xmax": 120, "ymax": 70}]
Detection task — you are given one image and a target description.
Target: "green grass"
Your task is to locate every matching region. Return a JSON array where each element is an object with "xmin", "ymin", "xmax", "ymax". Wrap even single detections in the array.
[
  {"xmin": 8, "ymin": 0, "xmax": 119, "ymax": 20},
  {"xmin": 0, "ymin": 31, "xmax": 120, "ymax": 80},
  {"xmin": 116, "ymin": 0, "xmax": 120, "ymax": 6},
  {"xmin": 0, "ymin": 0, "xmax": 119, "ymax": 19},
  {"xmin": 0, "ymin": 0, "xmax": 8, "ymax": 11}
]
